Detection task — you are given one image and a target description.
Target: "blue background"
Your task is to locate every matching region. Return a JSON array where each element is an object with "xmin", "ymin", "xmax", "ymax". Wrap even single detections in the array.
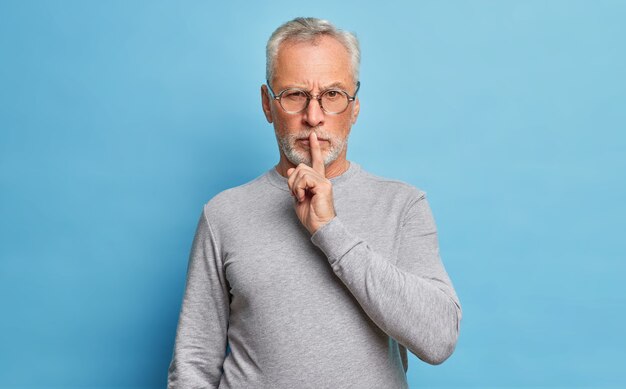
[{"xmin": 1, "ymin": 1, "xmax": 624, "ymax": 387}]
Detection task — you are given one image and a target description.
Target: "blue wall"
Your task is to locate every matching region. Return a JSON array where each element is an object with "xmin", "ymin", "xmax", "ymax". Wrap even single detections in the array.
[{"xmin": 1, "ymin": 1, "xmax": 624, "ymax": 387}]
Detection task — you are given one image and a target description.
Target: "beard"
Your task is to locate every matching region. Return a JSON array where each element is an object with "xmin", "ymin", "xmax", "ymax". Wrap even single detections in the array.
[{"xmin": 276, "ymin": 128, "xmax": 349, "ymax": 167}]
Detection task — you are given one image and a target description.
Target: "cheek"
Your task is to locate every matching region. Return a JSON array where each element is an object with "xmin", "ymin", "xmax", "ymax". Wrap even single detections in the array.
[
  {"xmin": 273, "ymin": 111, "xmax": 301, "ymax": 133},
  {"xmin": 329, "ymin": 115, "xmax": 353, "ymax": 137}
]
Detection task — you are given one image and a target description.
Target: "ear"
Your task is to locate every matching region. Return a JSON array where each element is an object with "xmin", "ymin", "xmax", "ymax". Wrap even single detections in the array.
[
  {"xmin": 350, "ymin": 97, "xmax": 360, "ymax": 125},
  {"xmin": 261, "ymin": 85, "xmax": 273, "ymax": 123}
]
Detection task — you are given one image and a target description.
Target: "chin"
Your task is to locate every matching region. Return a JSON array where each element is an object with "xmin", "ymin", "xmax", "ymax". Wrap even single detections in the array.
[{"xmin": 286, "ymin": 151, "xmax": 314, "ymax": 167}]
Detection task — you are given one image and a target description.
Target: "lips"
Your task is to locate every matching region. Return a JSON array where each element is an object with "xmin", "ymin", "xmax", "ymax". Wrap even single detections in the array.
[
  {"xmin": 297, "ymin": 139, "xmax": 329, "ymax": 148},
  {"xmin": 297, "ymin": 138, "xmax": 329, "ymax": 142}
]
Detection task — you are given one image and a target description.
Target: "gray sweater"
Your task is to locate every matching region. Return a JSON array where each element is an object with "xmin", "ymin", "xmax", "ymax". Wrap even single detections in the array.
[{"xmin": 168, "ymin": 162, "xmax": 462, "ymax": 388}]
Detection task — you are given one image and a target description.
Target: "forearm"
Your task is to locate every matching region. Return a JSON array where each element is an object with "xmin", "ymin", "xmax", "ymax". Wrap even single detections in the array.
[
  {"xmin": 168, "ymin": 298, "xmax": 228, "ymax": 388},
  {"xmin": 311, "ymin": 217, "xmax": 461, "ymax": 365}
]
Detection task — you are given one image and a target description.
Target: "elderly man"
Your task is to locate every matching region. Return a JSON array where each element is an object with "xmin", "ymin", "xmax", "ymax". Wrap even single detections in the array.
[{"xmin": 168, "ymin": 17, "xmax": 462, "ymax": 389}]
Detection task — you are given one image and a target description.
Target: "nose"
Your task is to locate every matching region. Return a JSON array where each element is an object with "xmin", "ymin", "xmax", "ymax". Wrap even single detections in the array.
[{"xmin": 302, "ymin": 97, "xmax": 324, "ymax": 127}]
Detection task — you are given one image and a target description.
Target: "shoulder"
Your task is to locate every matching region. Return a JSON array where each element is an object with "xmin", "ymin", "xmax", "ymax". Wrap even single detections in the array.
[
  {"xmin": 202, "ymin": 171, "xmax": 271, "ymax": 221},
  {"xmin": 355, "ymin": 165, "xmax": 427, "ymax": 203},
  {"xmin": 358, "ymin": 167, "xmax": 439, "ymax": 230}
]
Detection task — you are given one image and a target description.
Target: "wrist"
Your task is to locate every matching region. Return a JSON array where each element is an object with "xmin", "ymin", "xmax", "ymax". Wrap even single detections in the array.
[{"xmin": 311, "ymin": 215, "xmax": 336, "ymax": 235}]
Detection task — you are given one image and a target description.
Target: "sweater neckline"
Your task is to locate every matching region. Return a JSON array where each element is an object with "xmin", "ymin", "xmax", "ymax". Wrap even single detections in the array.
[{"xmin": 266, "ymin": 161, "xmax": 361, "ymax": 192}]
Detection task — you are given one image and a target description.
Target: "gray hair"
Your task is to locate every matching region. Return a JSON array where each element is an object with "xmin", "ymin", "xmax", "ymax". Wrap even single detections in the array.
[{"xmin": 266, "ymin": 17, "xmax": 361, "ymax": 85}]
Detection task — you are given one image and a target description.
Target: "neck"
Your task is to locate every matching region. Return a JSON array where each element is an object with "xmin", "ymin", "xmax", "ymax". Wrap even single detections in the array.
[{"xmin": 275, "ymin": 155, "xmax": 350, "ymax": 179}]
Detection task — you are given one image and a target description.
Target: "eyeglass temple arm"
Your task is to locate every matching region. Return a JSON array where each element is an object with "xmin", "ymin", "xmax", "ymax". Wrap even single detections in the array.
[
  {"xmin": 349, "ymin": 81, "xmax": 361, "ymax": 100},
  {"xmin": 266, "ymin": 80, "xmax": 279, "ymax": 99}
]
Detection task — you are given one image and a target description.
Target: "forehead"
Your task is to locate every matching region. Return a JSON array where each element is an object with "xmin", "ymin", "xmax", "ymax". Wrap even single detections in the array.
[{"xmin": 273, "ymin": 35, "xmax": 352, "ymax": 88}]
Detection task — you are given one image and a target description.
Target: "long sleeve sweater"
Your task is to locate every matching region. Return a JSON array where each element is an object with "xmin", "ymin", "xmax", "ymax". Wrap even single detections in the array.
[{"xmin": 168, "ymin": 162, "xmax": 462, "ymax": 388}]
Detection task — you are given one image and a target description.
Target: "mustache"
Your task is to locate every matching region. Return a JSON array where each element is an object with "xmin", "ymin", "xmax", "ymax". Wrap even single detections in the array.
[{"xmin": 285, "ymin": 129, "xmax": 333, "ymax": 141}]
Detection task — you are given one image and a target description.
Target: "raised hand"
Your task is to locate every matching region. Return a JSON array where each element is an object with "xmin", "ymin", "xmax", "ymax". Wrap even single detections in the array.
[{"xmin": 286, "ymin": 132, "xmax": 336, "ymax": 234}]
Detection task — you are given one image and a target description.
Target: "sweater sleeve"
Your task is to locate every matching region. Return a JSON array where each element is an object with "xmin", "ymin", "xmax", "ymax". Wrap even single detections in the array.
[
  {"xmin": 168, "ymin": 207, "xmax": 230, "ymax": 388},
  {"xmin": 310, "ymin": 192, "xmax": 462, "ymax": 365}
]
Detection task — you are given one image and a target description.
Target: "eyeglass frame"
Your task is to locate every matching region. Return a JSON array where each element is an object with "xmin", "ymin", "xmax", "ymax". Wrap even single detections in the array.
[{"xmin": 265, "ymin": 80, "xmax": 361, "ymax": 115}]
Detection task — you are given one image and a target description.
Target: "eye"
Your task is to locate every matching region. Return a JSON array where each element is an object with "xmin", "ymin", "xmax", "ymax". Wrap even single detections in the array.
[
  {"xmin": 323, "ymin": 90, "xmax": 342, "ymax": 100},
  {"xmin": 283, "ymin": 90, "xmax": 308, "ymax": 101}
]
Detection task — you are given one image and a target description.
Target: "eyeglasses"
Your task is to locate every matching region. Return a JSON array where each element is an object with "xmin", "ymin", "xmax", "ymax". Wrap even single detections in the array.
[{"xmin": 266, "ymin": 81, "xmax": 360, "ymax": 115}]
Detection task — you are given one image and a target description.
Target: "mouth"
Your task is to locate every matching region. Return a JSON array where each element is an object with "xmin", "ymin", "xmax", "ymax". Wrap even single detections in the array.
[
  {"xmin": 297, "ymin": 139, "xmax": 328, "ymax": 148},
  {"xmin": 297, "ymin": 138, "xmax": 329, "ymax": 144}
]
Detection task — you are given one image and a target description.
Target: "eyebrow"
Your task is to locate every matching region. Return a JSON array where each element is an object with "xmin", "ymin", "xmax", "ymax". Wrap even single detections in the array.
[
  {"xmin": 321, "ymin": 82, "xmax": 347, "ymax": 90},
  {"xmin": 282, "ymin": 81, "xmax": 348, "ymax": 91}
]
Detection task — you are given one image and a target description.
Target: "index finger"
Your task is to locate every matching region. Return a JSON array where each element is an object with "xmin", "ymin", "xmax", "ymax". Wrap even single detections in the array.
[{"xmin": 309, "ymin": 131, "xmax": 325, "ymax": 176}]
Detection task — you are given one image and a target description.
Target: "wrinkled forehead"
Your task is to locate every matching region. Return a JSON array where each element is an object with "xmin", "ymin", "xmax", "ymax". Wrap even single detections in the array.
[{"xmin": 272, "ymin": 36, "xmax": 353, "ymax": 87}]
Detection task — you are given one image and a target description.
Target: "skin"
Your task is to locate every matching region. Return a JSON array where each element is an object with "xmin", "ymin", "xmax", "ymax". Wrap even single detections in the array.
[{"xmin": 260, "ymin": 35, "xmax": 360, "ymax": 234}]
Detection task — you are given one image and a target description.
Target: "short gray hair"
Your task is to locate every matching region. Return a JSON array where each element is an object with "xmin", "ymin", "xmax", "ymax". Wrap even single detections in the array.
[{"xmin": 266, "ymin": 17, "xmax": 361, "ymax": 85}]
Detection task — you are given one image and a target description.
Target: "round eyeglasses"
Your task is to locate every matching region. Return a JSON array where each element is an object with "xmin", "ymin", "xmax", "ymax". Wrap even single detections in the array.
[{"xmin": 266, "ymin": 81, "xmax": 360, "ymax": 115}]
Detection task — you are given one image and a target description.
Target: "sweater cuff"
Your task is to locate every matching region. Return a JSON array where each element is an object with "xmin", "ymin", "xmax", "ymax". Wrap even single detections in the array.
[{"xmin": 310, "ymin": 217, "xmax": 362, "ymax": 267}]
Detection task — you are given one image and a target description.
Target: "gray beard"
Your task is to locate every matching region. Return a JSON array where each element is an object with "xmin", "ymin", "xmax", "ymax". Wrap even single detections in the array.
[{"xmin": 276, "ymin": 129, "xmax": 348, "ymax": 167}]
